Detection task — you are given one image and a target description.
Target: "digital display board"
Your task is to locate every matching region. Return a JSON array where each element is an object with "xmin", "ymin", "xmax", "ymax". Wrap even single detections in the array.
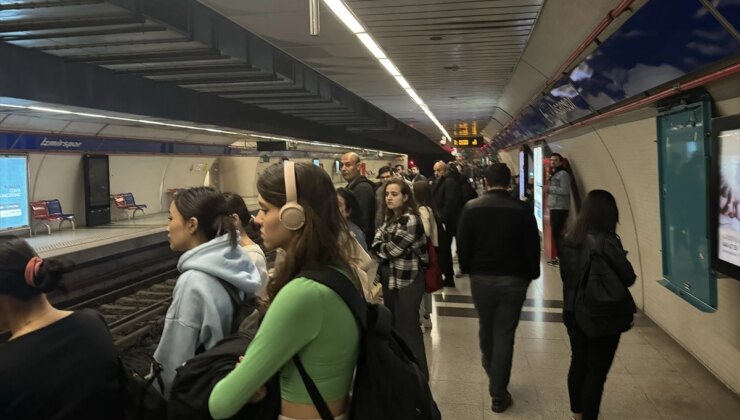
[
  {"xmin": 533, "ymin": 146, "xmax": 544, "ymax": 232},
  {"xmin": 451, "ymin": 136, "xmax": 483, "ymax": 148},
  {"xmin": 0, "ymin": 155, "xmax": 30, "ymax": 231}
]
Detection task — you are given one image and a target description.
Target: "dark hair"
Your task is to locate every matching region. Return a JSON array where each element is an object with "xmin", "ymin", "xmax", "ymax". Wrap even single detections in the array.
[
  {"xmin": 223, "ymin": 192, "xmax": 262, "ymax": 246},
  {"xmin": 174, "ymin": 187, "xmax": 237, "ymax": 248},
  {"xmin": 566, "ymin": 189, "xmax": 619, "ymax": 246},
  {"xmin": 377, "ymin": 166, "xmax": 392, "ymax": 178},
  {"xmin": 0, "ymin": 236, "xmax": 72, "ymax": 300},
  {"xmin": 381, "ymin": 178, "xmax": 419, "ymax": 221},
  {"xmin": 394, "ymin": 164, "xmax": 404, "ymax": 171},
  {"xmin": 485, "ymin": 163, "xmax": 511, "ymax": 188},
  {"xmin": 336, "ymin": 187, "xmax": 365, "ymax": 228},
  {"xmin": 551, "ymin": 153, "xmax": 564, "ymax": 160},
  {"xmin": 413, "ymin": 180, "xmax": 440, "ymax": 221},
  {"xmin": 257, "ymin": 163, "xmax": 352, "ymax": 306}
]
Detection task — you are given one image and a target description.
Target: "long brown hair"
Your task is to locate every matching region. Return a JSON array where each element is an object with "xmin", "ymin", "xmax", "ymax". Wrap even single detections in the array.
[
  {"xmin": 380, "ymin": 178, "xmax": 419, "ymax": 222},
  {"xmin": 257, "ymin": 163, "xmax": 352, "ymax": 307},
  {"xmin": 413, "ymin": 181, "xmax": 440, "ymax": 222}
]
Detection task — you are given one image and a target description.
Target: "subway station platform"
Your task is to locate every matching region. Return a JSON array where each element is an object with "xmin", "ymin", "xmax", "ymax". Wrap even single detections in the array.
[
  {"xmin": 26, "ymin": 212, "xmax": 169, "ymax": 259},
  {"xmin": 425, "ymin": 262, "xmax": 740, "ymax": 420}
]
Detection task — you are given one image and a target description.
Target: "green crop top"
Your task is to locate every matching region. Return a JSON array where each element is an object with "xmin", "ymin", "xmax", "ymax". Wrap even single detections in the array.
[{"xmin": 208, "ymin": 277, "xmax": 360, "ymax": 420}]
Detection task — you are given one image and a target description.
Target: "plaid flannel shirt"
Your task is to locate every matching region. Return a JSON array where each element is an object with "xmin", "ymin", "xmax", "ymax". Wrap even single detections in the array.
[{"xmin": 372, "ymin": 211, "xmax": 428, "ymax": 289}]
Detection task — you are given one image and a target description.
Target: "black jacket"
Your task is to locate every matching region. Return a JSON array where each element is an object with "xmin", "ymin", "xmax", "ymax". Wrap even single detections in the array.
[
  {"xmin": 456, "ymin": 190, "xmax": 540, "ymax": 279},
  {"xmin": 559, "ymin": 232, "xmax": 636, "ymax": 320},
  {"xmin": 347, "ymin": 176, "xmax": 377, "ymax": 246},
  {"xmin": 432, "ymin": 176, "xmax": 462, "ymax": 232}
]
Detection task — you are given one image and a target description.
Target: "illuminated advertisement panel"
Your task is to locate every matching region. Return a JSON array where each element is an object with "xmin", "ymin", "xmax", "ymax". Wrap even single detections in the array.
[{"xmin": 533, "ymin": 145, "xmax": 544, "ymax": 232}]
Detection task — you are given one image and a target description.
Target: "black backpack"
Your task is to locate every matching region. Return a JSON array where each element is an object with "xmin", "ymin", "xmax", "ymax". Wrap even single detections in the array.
[
  {"xmin": 119, "ymin": 355, "xmax": 168, "ymax": 420},
  {"xmin": 167, "ymin": 329, "xmax": 280, "ymax": 420},
  {"xmin": 296, "ymin": 268, "xmax": 441, "ymax": 420},
  {"xmin": 575, "ymin": 240, "xmax": 636, "ymax": 337},
  {"xmin": 167, "ymin": 279, "xmax": 278, "ymax": 420},
  {"xmin": 215, "ymin": 278, "xmax": 258, "ymax": 334}
]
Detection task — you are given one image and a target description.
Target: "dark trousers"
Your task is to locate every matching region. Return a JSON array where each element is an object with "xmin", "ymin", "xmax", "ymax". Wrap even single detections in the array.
[
  {"xmin": 470, "ymin": 275, "xmax": 529, "ymax": 399},
  {"xmin": 438, "ymin": 225, "xmax": 455, "ymax": 285},
  {"xmin": 382, "ymin": 269, "xmax": 429, "ymax": 379},
  {"xmin": 566, "ymin": 322, "xmax": 621, "ymax": 420},
  {"xmin": 550, "ymin": 209, "xmax": 569, "ymax": 255}
]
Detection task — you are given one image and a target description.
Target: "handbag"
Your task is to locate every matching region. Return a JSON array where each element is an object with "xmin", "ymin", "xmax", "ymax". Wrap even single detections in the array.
[
  {"xmin": 424, "ymin": 239, "xmax": 443, "ymax": 293},
  {"xmin": 575, "ymin": 239, "xmax": 636, "ymax": 337}
]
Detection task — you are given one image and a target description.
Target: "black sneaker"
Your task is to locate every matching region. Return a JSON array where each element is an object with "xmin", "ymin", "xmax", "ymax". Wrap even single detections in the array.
[{"xmin": 491, "ymin": 392, "xmax": 512, "ymax": 413}]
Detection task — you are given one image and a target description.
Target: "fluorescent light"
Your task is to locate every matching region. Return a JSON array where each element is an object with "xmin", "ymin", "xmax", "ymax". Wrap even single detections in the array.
[
  {"xmin": 328, "ymin": 1, "xmax": 451, "ymax": 143},
  {"xmin": 323, "ymin": 0, "xmax": 365, "ymax": 34},
  {"xmin": 28, "ymin": 106, "xmax": 73, "ymax": 114},
  {"xmin": 378, "ymin": 58, "xmax": 401, "ymax": 76},
  {"xmin": 1, "ymin": 101, "xmax": 408, "ymax": 154},
  {"xmin": 357, "ymin": 33, "xmax": 386, "ymax": 59},
  {"xmin": 394, "ymin": 76, "xmax": 411, "ymax": 89}
]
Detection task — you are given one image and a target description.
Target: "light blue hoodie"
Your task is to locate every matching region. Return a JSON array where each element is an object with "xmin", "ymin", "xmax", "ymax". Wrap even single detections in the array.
[{"xmin": 153, "ymin": 234, "xmax": 262, "ymax": 395}]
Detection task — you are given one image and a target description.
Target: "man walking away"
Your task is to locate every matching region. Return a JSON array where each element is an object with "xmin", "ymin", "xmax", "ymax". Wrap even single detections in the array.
[
  {"xmin": 547, "ymin": 153, "xmax": 572, "ymax": 266},
  {"xmin": 341, "ymin": 152, "xmax": 376, "ymax": 248},
  {"xmin": 457, "ymin": 163, "xmax": 541, "ymax": 414}
]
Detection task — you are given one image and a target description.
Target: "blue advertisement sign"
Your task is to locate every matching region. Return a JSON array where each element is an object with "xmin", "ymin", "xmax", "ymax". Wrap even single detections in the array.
[
  {"xmin": 0, "ymin": 155, "xmax": 29, "ymax": 230},
  {"xmin": 0, "ymin": 132, "xmax": 255, "ymax": 156}
]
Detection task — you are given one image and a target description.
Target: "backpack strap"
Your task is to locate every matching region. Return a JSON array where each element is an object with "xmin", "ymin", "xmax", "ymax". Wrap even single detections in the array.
[
  {"xmin": 293, "ymin": 268, "xmax": 368, "ymax": 420},
  {"xmin": 299, "ymin": 268, "xmax": 368, "ymax": 328},
  {"xmin": 215, "ymin": 278, "xmax": 243, "ymax": 328},
  {"xmin": 293, "ymin": 355, "xmax": 334, "ymax": 420}
]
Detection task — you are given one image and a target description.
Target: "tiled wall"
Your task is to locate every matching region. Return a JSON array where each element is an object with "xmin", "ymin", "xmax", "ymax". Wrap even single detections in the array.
[{"xmin": 502, "ymin": 86, "xmax": 740, "ymax": 393}]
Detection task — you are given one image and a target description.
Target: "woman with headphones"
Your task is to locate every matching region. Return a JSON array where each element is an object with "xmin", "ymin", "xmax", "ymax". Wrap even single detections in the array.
[{"xmin": 208, "ymin": 162, "xmax": 361, "ymax": 420}]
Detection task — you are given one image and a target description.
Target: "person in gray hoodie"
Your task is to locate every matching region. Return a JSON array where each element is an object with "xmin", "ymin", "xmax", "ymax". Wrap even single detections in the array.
[
  {"xmin": 547, "ymin": 153, "xmax": 572, "ymax": 266},
  {"xmin": 154, "ymin": 187, "xmax": 262, "ymax": 395}
]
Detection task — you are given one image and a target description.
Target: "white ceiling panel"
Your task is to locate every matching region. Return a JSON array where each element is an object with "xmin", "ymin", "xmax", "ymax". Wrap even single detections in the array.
[{"xmin": 198, "ymin": 0, "xmax": 544, "ymax": 140}]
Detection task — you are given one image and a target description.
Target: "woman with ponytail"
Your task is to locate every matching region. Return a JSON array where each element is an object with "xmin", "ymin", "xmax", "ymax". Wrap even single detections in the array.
[
  {"xmin": 0, "ymin": 236, "xmax": 124, "ymax": 420},
  {"xmin": 154, "ymin": 186, "xmax": 262, "ymax": 395}
]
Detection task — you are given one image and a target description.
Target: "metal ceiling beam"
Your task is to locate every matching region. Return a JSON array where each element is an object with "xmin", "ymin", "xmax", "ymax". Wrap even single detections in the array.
[
  {"xmin": 161, "ymin": 73, "xmax": 280, "ymax": 86},
  {"xmin": 0, "ymin": 40, "xmax": 427, "ymax": 153},
  {"xmin": 64, "ymin": 48, "xmax": 225, "ymax": 64},
  {"xmin": 34, "ymin": 37, "xmax": 190, "ymax": 51},
  {"xmin": 116, "ymin": 63, "xmax": 256, "ymax": 76},
  {"xmin": 0, "ymin": 0, "xmax": 103, "ymax": 11},
  {"xmin": 0, "ymin": 24, "xmax": 165, "ymax": 41},
  {"xmin": 0, "ymin": 15, "xmax": 144, "ymax": 33}
]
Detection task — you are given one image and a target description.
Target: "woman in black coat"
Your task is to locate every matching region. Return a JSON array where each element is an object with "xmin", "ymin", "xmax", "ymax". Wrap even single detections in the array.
[{"xmin": 559, "ymin": 190, "xmax": 636, "ymax": 420}]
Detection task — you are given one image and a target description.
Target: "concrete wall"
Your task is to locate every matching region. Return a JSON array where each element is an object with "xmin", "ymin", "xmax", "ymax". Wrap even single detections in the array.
[
  {"xmin": 500, "ymin": 78, "xmax": 740, "ymax": 393},
  {"xmin": 27, "ymin": 154, "xmax": 215, "ymax": 225}
]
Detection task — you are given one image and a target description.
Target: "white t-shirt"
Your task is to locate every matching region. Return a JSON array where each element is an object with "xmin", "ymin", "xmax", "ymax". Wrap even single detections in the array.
[{"xmin": 241, "ymin": 244, "xmax": 269, "ymax": 298}]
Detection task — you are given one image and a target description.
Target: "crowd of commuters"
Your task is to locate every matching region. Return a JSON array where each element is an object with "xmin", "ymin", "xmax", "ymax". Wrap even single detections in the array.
[{"xmin": 0, "ymin": 151, "xmax": 635, "ymax": 420}]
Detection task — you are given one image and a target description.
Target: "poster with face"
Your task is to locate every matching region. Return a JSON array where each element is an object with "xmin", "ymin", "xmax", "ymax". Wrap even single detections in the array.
[{"xmin": 717, "ymin": 128, "xmax": 740, "ymax": 266}]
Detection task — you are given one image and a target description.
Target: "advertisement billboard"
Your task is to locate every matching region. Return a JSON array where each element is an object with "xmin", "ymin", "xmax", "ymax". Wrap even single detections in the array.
[
  {"xmin": 533, "ymin": 145, "xmax": 544, "ymax": 232},
  {"xmin": 0, "ymin": 155, "xmax": 30, "ymax": 231}
]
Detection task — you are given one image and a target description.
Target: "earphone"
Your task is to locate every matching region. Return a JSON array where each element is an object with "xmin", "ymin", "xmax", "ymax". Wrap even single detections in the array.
[{"xmin": 279, "ymin": 161, "xmax": 306, "ymax": 230}]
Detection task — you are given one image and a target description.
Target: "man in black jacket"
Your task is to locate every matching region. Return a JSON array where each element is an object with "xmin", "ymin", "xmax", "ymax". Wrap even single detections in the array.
[
  {"xmin": 457, "ymin": 163, "xmax": 540, "ymax": 414},
  {"xmin": 432, "ymin": 161, "xmax": 462, "ymax": 287},
  {"xmin": 341, "ymin": 152, "xmax": 376, "ymax": 247}
]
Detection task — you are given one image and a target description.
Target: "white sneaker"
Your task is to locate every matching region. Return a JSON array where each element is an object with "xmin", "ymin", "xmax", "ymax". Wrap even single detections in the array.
[{"xmin": 421, "ymin": 315, "xmax": 432, "ymax": 330}]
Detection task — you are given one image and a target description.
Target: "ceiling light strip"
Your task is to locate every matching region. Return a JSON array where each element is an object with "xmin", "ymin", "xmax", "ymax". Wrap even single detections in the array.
[{"xmin": 322, "ymin": 0, "xmax": 451, "ymax": 140}]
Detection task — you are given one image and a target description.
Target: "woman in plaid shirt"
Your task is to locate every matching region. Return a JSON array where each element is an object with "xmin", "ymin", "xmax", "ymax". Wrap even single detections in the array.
[{"xmin": 372, "ymin": 178, "xmax": 429, "ymax": 378}]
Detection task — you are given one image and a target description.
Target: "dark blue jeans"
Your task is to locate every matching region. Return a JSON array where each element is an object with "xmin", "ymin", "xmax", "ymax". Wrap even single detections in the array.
[{"xmin": 470, "ymin": 275, "xmax": 530, "ymax": 399}]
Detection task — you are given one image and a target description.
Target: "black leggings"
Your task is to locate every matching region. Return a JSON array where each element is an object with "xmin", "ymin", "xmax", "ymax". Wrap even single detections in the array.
[{"xmin": 566, "ymin": 322, "xmax": 621, "ymax": 420}]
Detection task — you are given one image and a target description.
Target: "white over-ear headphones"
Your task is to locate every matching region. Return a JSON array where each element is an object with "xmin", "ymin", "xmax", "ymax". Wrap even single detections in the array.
[{"xmin": 279, "ymin": 161, "xmax": 306, "ymax": 230}]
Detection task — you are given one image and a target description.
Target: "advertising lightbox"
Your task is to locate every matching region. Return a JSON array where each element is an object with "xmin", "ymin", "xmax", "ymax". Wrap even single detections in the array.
[
  {"xmin": 533, "ymin": 145, "xmax": 544, "ymax": 232},
  {"xmin": 0, "ymin": 155, "xmax": 30, "ymax": 231}
]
